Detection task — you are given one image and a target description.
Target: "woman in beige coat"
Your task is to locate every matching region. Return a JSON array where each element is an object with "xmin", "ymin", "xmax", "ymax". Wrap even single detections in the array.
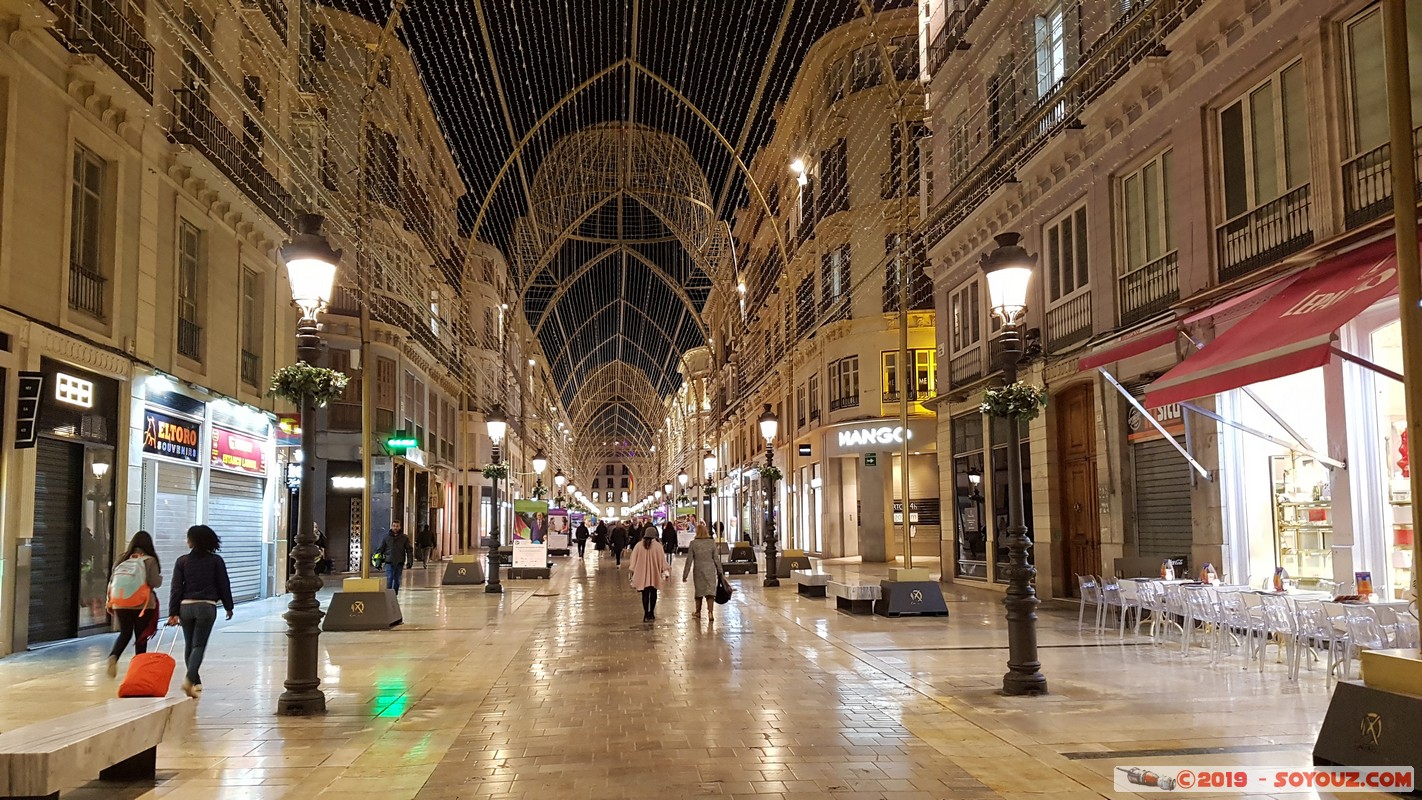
[
  {"xmin": 629, "ymin": 527, "xmax": 667, "ymax": 622},
  {"xmin": 682, "ymin": 522, "xmax": 725, "ymax": 621}
]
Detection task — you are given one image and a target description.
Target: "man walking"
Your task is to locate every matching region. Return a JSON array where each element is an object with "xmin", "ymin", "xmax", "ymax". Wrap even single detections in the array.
[
  {"xmin": 376, "ymin": 521, "xmax": 415, "ymax": 594},
  {"xmin": 415, "ymin": 524, "xmax": 436, "ymax": 567},
  {"xmin": 610, "ymin": 522, "xmax": 628, "ymax": 567},
  {"xmin": 575, "ymin": 519, "xmax": 590, "ymax": 557}
]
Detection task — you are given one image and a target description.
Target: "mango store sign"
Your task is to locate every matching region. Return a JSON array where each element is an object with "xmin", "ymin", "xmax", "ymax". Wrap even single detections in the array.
[{"xmin": 837, "ymin": 425, "xmax": 911, "ymax": 448}]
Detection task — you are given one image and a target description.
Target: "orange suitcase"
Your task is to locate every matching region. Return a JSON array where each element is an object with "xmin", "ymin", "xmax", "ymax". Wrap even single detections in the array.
[{"xmin": 118, "ymin": 628, "xmax": 177, "ymax": 697}]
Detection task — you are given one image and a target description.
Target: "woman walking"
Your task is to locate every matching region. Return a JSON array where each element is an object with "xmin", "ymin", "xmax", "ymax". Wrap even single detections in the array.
[
  {"xmin": 629, "ymin": 527, "xmax": 667, "ymax": 622},
  {"xmin": 105, "ymin": 531, "xmax": 162, "ymax": 677},
  {"xmin": 167, "ymin": 525, "xmax": 233, "ymax": 698},
  {"xmin": 660, "ymin": 520, "xmax": 678, "ymax": 567},
  {"xmin": 610, "ymin": 523, "xmax": 628, "ymax": 566},
  {"xmin": 683, "ymin": 521, "xmax": 725, "ymax": 621}
]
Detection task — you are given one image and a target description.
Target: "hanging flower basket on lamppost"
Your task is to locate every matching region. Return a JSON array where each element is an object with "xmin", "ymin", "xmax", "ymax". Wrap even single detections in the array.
[
  {"xmin": 481, "ymin": 462, "xmax": 509, "ymax": 481},
  {"xmin": 980, "ymin": 381, "xmax": 1049, "ymax": 421},
  {"xmin": 269, "ymin": 363, "xmax": 349, "ymax": 408}
]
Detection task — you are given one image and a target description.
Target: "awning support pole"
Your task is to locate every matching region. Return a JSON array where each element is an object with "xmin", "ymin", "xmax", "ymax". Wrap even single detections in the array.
[
  {"xmin": 1180, "ymin": 401, "xmax": 1346, "ymax": 470},
  {"xmin": 1329, "ymin": 345, "xmax": 1406, "ymax": 384},
  {"xmin": 1097, "ymin": 368, "xmax": 1213, "ymax": 482},
  {"xmin": 1241, "ymin": 386, "xmax": 1321, "ymax": 455}
]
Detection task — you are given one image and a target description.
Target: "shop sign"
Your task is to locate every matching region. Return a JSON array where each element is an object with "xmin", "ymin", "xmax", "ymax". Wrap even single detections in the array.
[
  {"xmin": 1127, "ymin": 399, "xmax": 1186, "ymax": 442},
  {"xmin": 893, "ymin": 499, "xmax": 942, "ymax": 526},
  {"xmin": 838, "ymin": 425, "xmax": 911, "ymax": 448},
  {"xmin": 143, "ymin": 408, "xmax": 202, "ymax": 463},
  {"xmin": 864, "ymin": 452, "xmax": 878, "ymax": 466},
  {"xmin": 55, "ymin": 372, "xmax": 94, "ymax": 408},
  {"xmin": 798, "ymin": 443, "xmax": 812, "ymax": 457},
  {"xmin": 211, "ymin": 427, "xmax": 266, "ymax": 475},
  {"xmin": 276, "ymin": 414, "xmax": 302, "ymax": 448},
  {"xmin": 400, "ymin": 448, "xmax": 427, "ymax": 468}
]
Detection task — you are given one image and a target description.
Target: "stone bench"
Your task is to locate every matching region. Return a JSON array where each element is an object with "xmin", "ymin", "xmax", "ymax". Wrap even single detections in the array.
[
  {"xmin": 792, "ymin": 570, "xmax": 831, "ymax": 598},
  {"xmin": 0, "ymin": 696, "xmax": 190, "ymax": 799},
  {"xmin": 828, "ymin": 581, "xmax": 881, "ymax": 614}
]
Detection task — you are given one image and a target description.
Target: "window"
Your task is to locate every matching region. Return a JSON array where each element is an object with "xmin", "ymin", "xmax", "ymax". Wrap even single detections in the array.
[
  {"xmin": 952, "ymin": 412, "xmax": 988, "ymax": 580},
  {"xmin": 809, "ymin": 372, "xmax": 821, "ymax": 420},
  {"xmin": 483, "ymin": 307, "xmax": 496, "ymax": 347},
  {"xmin": 365, "ymin": 125, "xmax": 398, "ymax": 205},
  {"xmin": 825, "ymin": 57, "xmax": 846, "ymax": 105},
  {"xmin": 889, "ymin": 34, "xmax": 918, "ymax": 82},
  {"xmin": 796, "ymin": 384, "xmax": 807, "ymax": 427},
  {"xmin": 243, "ymin": 75, "xmax": 264, "ymax": 112},
  {"xmin": 830, "ymin": 356, "xmax": 859, "ymax": 409},
  {"xmin": 1121, "ymin": 150, "xmax": 1174, "ymax": 272},
  {"xmin": 884, "ymin": 349, "xmax": 936, "ymax": 401},
  {"xmin": 947, "ymin": 115, "xmax": 969, "ymax": 185},
  {"xmin": 177, "ymin": 220, "xmax": 203, "ymax": 360},
  {"xmin": 69, "ymin": 145, "xmax": 107, "ymax": 318},
  {"xmin": 310, "ymin": 24, "xmax": 327, "ymax": 61},
  {"xmin": 622, "ymin": 465, "xmax": 630, "ymax": 475},
  {"xmin": 1045, "ymin": 203, "xmax": 1089, "ymax": 304},
  {"xmin": 820, "ymin": 244, "xmax": 849, "ymax": 309},
  {"xmin": 621, "ymin": 477, "xmax": 629, "ymax": 489},
  {"xmin": 606, "ymin": 465, "xmax": 614, "ymax": 476},
  {"xmin": 795, "ymin": 274, "xmax": 814, "ymax": 339},
  {"xmin": 884, "ymin": 234, "xmax": 933, "ymax": 312},
  {"xmin": 850, "ymin": 45, "xmax": 882, "ymax": 91},
  {"xmin": 988, "ymin": 57, "xmax": 1018, "ymax": 146},
  {"xmin": 243, "ymin": 115, "xmax": 264, "ymax": 162},
  {"xmin": 818, "ymin": 140, "xmax": 849, "ymax": 218},
  {"xmin": 950, "ymin": 281, "xmax": 981, "ymax": 354},
  {"xmin": 593, "ymin": 478, "xmax": 601, "ymax": 490},
  {"xmin": 376, "ymin": 56, "xmax": 391, "ymax": 87},
  {"xmin": 1343, "ymin": 8, "xmax": 1422, "ymax": 156},
  {"xmin": 1219, "ymin": 61, "xmax": 1310, "ymax": 220},
  {"xmin": 240, "ymin": 268, "xmax": 262, "ymax": 386},
  {"xmin": 796, "ymin": 177, "xmax": 815, "ymax": 243},
  {"xmin": 887, "ymin": 120, "xmax": 928, "ymax": 198},
  {"xmin": 1035, "ymin": 2, "xmax": 1066, "ymax": 97}
]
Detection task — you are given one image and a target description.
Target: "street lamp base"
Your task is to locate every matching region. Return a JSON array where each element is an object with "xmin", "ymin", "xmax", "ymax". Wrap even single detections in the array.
[
  {"xmin": 484, "ymin": 583, "xmax": 504, "ymax": 594},
  {"xmin": 276, "ymin": 689, "xmax": 327, "ymax": 716},
  {"xmin": 763, "ymin": 576, "xmax": 780, "ymax": 587},
  {"xmin": 1001, "ymin": 670, "xmax": 1048, "ymax": 696}
]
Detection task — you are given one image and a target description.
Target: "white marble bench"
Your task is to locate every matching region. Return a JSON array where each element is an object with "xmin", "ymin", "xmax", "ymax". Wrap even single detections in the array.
[
  {"xmin": 828, "ymin": 581, "xmax": 881, "ymax": 614},
  {"xmin": 0, "ymin": 696, "xmax": 190, "ymax": 799},
  {"xmin": 792, "ymin": 570, "xmax": 831, "ymax": 597}
]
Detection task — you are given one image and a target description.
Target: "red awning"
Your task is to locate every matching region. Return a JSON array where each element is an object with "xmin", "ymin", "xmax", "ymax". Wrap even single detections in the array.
[
  {"xmin": 1078, "ymin": 327, "xmax": 1178, "ymax": 371},
  {"xmin": 1143, "ymin": 237, "xmax": 1402, "ymax": 408}
]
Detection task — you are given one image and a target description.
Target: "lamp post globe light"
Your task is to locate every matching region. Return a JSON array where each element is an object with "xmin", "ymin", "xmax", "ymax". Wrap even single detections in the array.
[
  {"xmin": 531, "ymin": 449, "xmax": 548, "ymax": 499},
  {"xmin": 678, "ymin": 470, "xmax": 689, "ymax": 488},
  {"xmin": 703, "ymin": 450, "xmax": 718, "ymax": 527},
  {"xmin": 485, "ymin": 406, "xmax": 508, "ymax": 594},
  {"xmin": 758, "ymin": 403, "xmax": 780, "ymax": 587},
  {"xmin": 277, "ymin": 213, "xmax": 341, "ymax": 716},
  {"xmin": 553, "ymin": 468, "xmax": 567, "ymax": 506},
  {"xmin": 981, "ymin": 232, "xmax": 1047, "ymax": 697}
]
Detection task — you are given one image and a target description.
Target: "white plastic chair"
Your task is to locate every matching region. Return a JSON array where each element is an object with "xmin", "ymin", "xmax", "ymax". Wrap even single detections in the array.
[
  {"xmin": 1099, "ymin": 576, "xmax": 1122, "ymax": 632},
  {"xmin": 1182, "ymin": 586, "xmax": 1227, "ymax": 660},
  {"xmin": 1259, "ymin": 594, "xmax": 1300, "ymax": 677},
  {"xmin": 1117, "ymin": 581, "xmax": 1145, "ymax": 637},
  {"xmin": 1293, "ymin": 600, "xmax": 1348, "ymax": 681},
  {"xmin": 1076, "ymin": 574, "xmax": 1101, "ymax": 632}
]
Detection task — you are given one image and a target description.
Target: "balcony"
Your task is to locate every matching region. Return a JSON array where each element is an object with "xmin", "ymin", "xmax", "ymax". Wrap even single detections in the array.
[
  {"xmin": 1216, "ymin": 184, "xmax": 1314, "ymax": 283},
  {"xmin": 1342, "ymin": 126, "xmax": 1422, "ymax": 230},
  {"xmin": 1118, "ymin": 250, "xmax": 1179, "ymax": 326},
  {"xmin": 882, "ymin": 389, "xmax": 922, "ymax": 404},
  {"xmin": 926, "ymin": 0, "xmax": 983, "ymax": 75},
  {"xmin": 829, "ymin": 395, "xmax": 860, "ymax": 412},
  {"xmin": 948, "ymin": 348, "xmax": 986, "ymax": 388},
  {"xmin": 68, "ymin": 262, "xmax": 106, "ymax": 319},
  {"xmin": 177, "ymin": 317, "xmax": 202, "ymax": 360},
  {"xmin": 171, "ymin": 94, "xmax": 294, "ymax": 231},
  {"xmin": 240, "ymin": 0, "xmax": 287, "ymax": 42},
  {"xmin": 1046, "ymin": 291, "xmax": 1093, "ymax": 351},
  {"xmin": 45, "ymin": 0, "xmax": 153, "ymax": 101},
  {"xmin": 923, "ymin": 0, "xmax": 1204, "ymax": 245},
  {"xmin": 328, "ymin": 401, "xmax": 361, "ymax": 432},
  {"xmin": 240, "ymin": 349, "xmax": 261, "ymax": 387}
]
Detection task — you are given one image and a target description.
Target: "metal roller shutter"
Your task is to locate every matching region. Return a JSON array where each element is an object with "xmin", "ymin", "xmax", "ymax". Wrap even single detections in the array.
[
  {"xmin": 30, "ymin": 440, "xmax": 79, "ymax": 644},
  {"xmin": 144, "ymin": 461, "xmax": 200, "ymax": 580},
  {"xmin": 207, "ymin": 472, "xmax": 266, "ymax": 602},
  {"xmin": 1133, "ymin": 436, "xmax": 1193, "ymax": 559}
]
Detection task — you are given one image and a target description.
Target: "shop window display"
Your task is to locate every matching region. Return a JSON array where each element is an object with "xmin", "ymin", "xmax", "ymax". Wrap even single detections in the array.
[
  {"xmin": 1270, "ymin": 453, "xmax": 1332, "ymax": 588},
  {"xmin": 952, "ymin": 412, "xmax": 987, "ymax": 580},
  {"xmin": 1370, "ymin": 319, "xmax": 1412, "ymax": 597}
]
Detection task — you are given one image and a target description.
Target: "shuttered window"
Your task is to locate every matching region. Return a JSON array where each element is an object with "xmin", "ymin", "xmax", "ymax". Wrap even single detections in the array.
[{"xmin": 207, "ymin": 472, "xmax": 266, "ymax": 601}]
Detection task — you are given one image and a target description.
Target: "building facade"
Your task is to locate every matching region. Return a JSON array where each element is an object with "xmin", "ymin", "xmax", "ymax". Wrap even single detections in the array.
[
  {"xmin": 924, "ymin": 0, "xmax": 1421, "ymax": 598},
  {"xmin": 711, "ymin": 4, "xmax": 938, "ymax": 564}
]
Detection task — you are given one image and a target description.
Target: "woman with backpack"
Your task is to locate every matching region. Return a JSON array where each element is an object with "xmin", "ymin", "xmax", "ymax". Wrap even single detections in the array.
[
  {"xmin": 105, "ymin": 531, "xmax": 162, "ymax": 678},
  {"xmin": 167, "ymin": 525, "xmax": 233, "ymax": 698}
]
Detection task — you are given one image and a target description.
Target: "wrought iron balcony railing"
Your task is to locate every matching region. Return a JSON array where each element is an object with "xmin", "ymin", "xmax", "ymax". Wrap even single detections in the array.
[
  {"xmin": 240, "ymin": 349, "xmax": 261, "ymax": 387},
  {"xmin": 1045, "ymin": 291, "xmax": 1092, "ymax": 350},
  {"xmin": 240, "ymin": 0, "xmax": 287, "ymax": 42},
  {"xmin": 46, "ymin": 0, "xmax": 153, "ymax": 101},
  {"xmin": 1342, "ymin": 126, "xmax": 1422, "ymax": 230},
  {"xmin": 1118, "ymin": 250, "xmax": 1179, "ymax": 326},
  {"xmin": 177, "ymin": 317, "xmax": 202, "ymax": 360},
  {"xmin": 829, "ymin": 395, "xmax": 860, "ymax": 412},
  {"xmin": 1215, "ymin": 184, "xmax": 1314, "ymax": 283},
  {"xmin": 68, "ymin": 262, "xmax": 107, "ymax": 319},
  {"xmin": 948, "ymin": 347, "xmax": 985, "ymax": 389},
  {"xmin": 171, "ymin": 93, "xmax": 294, "ymax": 231}
]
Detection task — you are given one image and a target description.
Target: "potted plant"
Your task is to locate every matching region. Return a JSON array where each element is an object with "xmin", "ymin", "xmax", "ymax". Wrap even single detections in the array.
[
  {"xmin": 269, "ymin": 362, "xmax": 350, "ymax": 407},
  {"xmin": 482, "ymin": 462, "xmax": 509, "ymax": 480},
  {"xmin": 980, "ymin": 381, "xmax": 1049, "ymax": 421},
  {"xmin": 760, "ymin": 465, "xmax": 783, "ymax": 483}
]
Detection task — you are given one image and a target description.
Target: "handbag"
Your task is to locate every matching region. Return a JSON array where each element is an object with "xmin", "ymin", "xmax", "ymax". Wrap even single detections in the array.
[
  {"xmin": 714, "ymin": 577, "xmax": 734, "ymax": 605},
  {"xmin": 118, "ymin": 627, "xmax": 178, "ymax": 698}
]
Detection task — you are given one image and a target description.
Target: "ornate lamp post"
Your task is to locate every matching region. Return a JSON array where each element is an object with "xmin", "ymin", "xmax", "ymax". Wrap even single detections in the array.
[
  {"xmin": 531, "ymin": 448, "xmax": 548, "ymax": 498},
  {"xmin": 553, "ymin": 468, "xmax": 566, "ymax": 506},
  {"xmin": 758, "ymin": 403, "xmax": 780, "ymax": 587},
  {"xmin": 277, "ymin": 213, "xmax": 340, "ymax": 716},
  {"xmin": 485, "ymin": 406, "xmax": 508, "ymax": 594},
  {"xmin": 981, "ymin": 232, "xmax": 1047, "ymax": 696}
]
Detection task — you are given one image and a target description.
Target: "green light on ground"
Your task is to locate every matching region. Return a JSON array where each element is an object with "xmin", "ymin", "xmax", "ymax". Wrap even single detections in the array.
[{"xmin": 372, "ymin": 676, "xmax": 409, "ymax": 718}]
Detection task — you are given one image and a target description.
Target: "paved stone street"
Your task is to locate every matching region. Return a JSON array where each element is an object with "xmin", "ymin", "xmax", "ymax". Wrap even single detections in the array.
[{"xmin": 0, "ymin": 552, "xmax": 1381, "ymax": 799}]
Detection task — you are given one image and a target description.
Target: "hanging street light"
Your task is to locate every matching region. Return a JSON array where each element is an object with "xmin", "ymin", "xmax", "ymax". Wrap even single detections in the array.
[
  {"xmin": 981, "ymin": 232, "xmax": 1047, "ymax": 697},
  {"xmin": 758, "ymin": 403, "xmax": 780, "ymax": 587},
  {"xmin": 485, "ymin": 406, "xmax": 508, "ymax": 595},
  {"xmin": 553, "ymin": 468, "xmax": 567, "ymax": 506},
  {"xmin": 277, "ymin": 213, "xmax": 340, "ymax": 717}
]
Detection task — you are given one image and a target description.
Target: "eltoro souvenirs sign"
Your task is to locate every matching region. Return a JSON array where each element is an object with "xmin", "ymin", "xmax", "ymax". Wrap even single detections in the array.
[
  {"xmin": 143, "ymin": 408, "xmax": 201, "ymax": 463},
  {"xmin": 211, "ymin": 427, "xmax": 266, "ymax": 475}
]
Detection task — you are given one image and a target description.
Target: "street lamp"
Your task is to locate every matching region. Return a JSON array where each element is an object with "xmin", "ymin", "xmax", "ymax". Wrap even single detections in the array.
[
  {"xmin": 485, "ymin": 406, "xmax": 508, "ymax": 595},
  {"xmin": 703, "ymin": 450, "xmax": 718, "ymax": 527},
  {"xmin": 981, "ymin": 231, "xmax": 1047, "ymax": 696},
  {"xmin": 553, "ymin": 468, "xmax": 566, "ymax": 506},
  {"xmin": 277, "ymin": 213, "xmax": 340, "ymax": 717},
  {"xmin": 531, "ymin": 448, "xmax": 548, "ymax": 501},
  {"xmin": 678, "ymin": 470, "xmax": 689, "ymax": 488},
  {"xmin": 758, "ymin": 403, "xmax": 780, "ymax": 587}
]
